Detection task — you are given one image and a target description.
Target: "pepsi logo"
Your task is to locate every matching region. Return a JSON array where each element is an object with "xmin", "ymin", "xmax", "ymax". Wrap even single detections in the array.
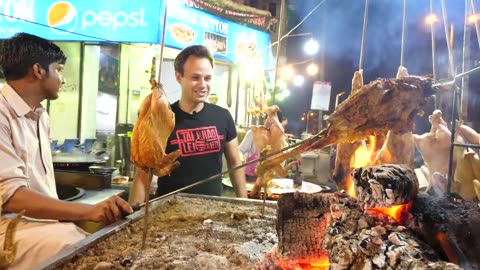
[{"xmin": 47, "ymin": 1, "xmax": 78, "ymax": 34}]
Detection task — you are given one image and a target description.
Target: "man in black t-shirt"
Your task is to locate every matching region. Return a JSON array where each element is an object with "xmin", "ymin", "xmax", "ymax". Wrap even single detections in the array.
[{"xmin": 130, "ymin": 45, "xmax": 247, "ymax": 202}]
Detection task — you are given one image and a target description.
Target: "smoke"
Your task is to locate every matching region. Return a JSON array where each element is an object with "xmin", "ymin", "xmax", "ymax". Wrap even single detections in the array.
[{"xmin": 291, "ymin": 0, "xmax": 472, "ymax": 80}]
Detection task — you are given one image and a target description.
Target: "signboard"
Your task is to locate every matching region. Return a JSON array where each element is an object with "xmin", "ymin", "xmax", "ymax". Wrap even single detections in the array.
[
  {"xmin": 165, "ymin": 3, "xmax": 270, "ymax": 66},
  {"xmin": 0, "ymin": 0, "xmax": 164, "ymax": 42},
  {"xmin": 310, "ymin": 81, "xmax": 331, "ymax": 111}
]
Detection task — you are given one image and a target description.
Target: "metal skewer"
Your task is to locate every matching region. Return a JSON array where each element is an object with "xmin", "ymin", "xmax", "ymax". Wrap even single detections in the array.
[{"xmin": 127, "ymin": 136, "xmax": 318, "ymax": 214}]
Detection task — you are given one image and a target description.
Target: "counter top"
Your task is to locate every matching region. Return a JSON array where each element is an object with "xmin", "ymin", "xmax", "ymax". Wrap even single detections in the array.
[{"xmin": 73, "ymin": 189, "xmax": 125, "ymax": 205}]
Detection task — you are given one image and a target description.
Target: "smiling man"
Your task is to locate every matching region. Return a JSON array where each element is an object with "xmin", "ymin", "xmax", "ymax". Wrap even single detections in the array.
[{"xmin": 130, "ymin": 45, "xmax": 247, "ymax": 204}]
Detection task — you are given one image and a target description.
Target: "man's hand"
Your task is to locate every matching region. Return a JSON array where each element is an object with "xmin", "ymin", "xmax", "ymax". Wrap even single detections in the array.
[{"xmin": 87, "ymin": 195, "xmax": 133, "ymax": 224}]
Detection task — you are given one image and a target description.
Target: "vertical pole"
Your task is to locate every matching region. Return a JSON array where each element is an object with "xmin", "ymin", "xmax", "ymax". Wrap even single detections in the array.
[
  {"xmin": 441, "ymin": 0, "xmax": 455, "ymax": 77},
  {"xmin": 430, "ymin": 0, "xmax": 437, "ymax": 81},
  {"xmin": 157, "ymin": 3, "xmax": 168, "ymax": 82},
  {"xmin": 272, "ymin": 0, "xmax": 286, "ymax": 105},
  {"xmin": 400, "ymin": 0, "xmax": 407, "ymax": 67},
  {"xmin": 461, "ymin": 0, "xmax": 471, "ymax": 120},
  {"xmin": 359, "ymin": 0, "xmax": 369, "ymax": 70},
  {"xmin": 471, "ymin": 0, "xmax": 480, "ymax": 48}
]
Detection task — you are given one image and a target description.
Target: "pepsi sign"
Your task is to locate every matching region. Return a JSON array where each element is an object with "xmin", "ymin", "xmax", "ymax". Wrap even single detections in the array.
[{"xmin": 0, "ymin": 0, "xmax": 164, "ymax": 43}]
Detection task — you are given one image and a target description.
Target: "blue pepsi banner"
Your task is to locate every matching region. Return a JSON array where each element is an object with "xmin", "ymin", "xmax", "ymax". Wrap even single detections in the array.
[
  {"xmin": 0, "ymin": 0, "xmax": 164, "ymax": 42},
  {"xmin": 165, "ymin": 3, "xmax": 270, "ymax": 66}
]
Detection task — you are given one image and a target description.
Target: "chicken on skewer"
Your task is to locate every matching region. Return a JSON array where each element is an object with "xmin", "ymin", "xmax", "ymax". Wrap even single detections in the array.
[
  {"xmin": 131, "ymin": 79, "xmax": 180, "ymax": 176},
  {"xmin": 256, "ymin": 75, "xmax": 435, "ymax": 180},
  {"xmin": 130, "ymin": 79, "xmax": 180, "ymax": 249}
]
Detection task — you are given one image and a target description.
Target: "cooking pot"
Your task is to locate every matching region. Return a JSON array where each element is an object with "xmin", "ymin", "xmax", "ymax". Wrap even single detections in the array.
[{"xmin": 89, "ymin": 166, "xmax": 117, "ymax": 174}]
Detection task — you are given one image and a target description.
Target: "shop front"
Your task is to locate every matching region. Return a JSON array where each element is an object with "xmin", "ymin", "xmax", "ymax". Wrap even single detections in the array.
[{"xmin": 0, "ymin": 0, "xmax": 271, "ymax": 152}]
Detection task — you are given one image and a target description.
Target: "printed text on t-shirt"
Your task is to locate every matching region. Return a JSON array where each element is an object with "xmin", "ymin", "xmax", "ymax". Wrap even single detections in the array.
[{"xmin": 171, "ymin": 126, "xmax": 224, "ymax": 156}]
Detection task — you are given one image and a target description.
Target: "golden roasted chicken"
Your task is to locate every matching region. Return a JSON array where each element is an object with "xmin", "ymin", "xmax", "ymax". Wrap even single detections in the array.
[
  {"xmin": 131, "ymin": 79, "xmax": 180, "ymax": 176},
  {"xmin": 256, "ymin": 75, "xmax": 435, "ymax": 180}
]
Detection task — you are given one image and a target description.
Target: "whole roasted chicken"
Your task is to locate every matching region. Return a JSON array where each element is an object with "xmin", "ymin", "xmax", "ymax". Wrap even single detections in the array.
[
  {"xmin": 131, "ymin": 79, "xmax": 180, "ymax": 176},
  {"xmin": 256, "ymin": 75, "xmax": 435, "ymax": 178}
]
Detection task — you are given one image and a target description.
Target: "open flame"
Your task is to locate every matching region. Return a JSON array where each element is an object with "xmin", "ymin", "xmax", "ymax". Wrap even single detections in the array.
[
  {"xmin": 368, "ymin": 201, "xmax": 412, "ymax": 223},
  {"xmin": 277, "ymin": 254, "xmax": 330, "ymax": 270},
  {"xmin": 347, "ymin": 136, "xmax": 378, "ymax": 197}
]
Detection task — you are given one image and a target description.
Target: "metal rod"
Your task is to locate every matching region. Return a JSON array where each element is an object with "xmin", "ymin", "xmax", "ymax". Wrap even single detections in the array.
[
  {"xmin": 400, "ymin": 0, "xmax": 407, "ymax": 67},
  {"xmin": 359, "ymin": 0, "xmax": 369, "ymax": 70},
  {"xmin": 471, "ymin": 0, "xmax": 480, "ymax": 48},
  {"xmin": 157, "ymin": 3, "xmax": 168, "ymax": 82},
  {"xmin": 430, "ymin": 0, "xmax": 437, "ymax": 81},
  {"xmin": 272, "ymin": 0, "xmax": 286, "ymax": 105},
  {"xmin": 447, "ymin": 75, "xmax": 459, "ymax": 194},
  {"xmin": 144, "ymin": 135, "xmax": 319, "ymax": 204},
  {"xmin": 453, "ymin": 142, "xmax": 480, "ymax": 149},
  {"xmin": 461, "ymin": 0, "xmax": 471, "ymax": 120},
  {"xmin": 431, "ymin": 65, "xmax": 480, "ymax": 88},
  {"xmin": 141, "ymin": 168, "xmax": 153, "ymax": 249},
  {"xmin": 441, "ymin": 0, "xmax": 455, "ymax": 77}
]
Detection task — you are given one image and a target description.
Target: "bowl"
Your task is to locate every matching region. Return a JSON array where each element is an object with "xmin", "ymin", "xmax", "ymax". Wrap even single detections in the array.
[{"xmin": 89, "ymin": 166, "xmax": 117, "ymax": 174}]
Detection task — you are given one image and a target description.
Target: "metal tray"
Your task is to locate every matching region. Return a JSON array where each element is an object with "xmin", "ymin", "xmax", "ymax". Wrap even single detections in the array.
[{"xmin": 31, "ymin": 193, "xmax": 277, "ymax": 270}]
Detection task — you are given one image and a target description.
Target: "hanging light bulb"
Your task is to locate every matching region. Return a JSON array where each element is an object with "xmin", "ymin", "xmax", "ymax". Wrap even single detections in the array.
[
  {"xmin": 304, "ymin": 38, "xmax": 319, "ymax": 55},
  {"xmin": 425, "ymin": 13, "xmax": 438, "ymax": 25},
  {"xmin": 306, "ymin": 63, "xmax": 319, "ymax": 76},
  {"xmin": 292, "ymin": 74, "xmax": 305, "ymax": 87}
]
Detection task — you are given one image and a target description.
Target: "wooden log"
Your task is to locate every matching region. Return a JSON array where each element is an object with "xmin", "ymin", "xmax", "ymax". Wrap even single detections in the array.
[
  {"xmin": 407, "ymin": 194, "xmax": 480, "ymax": 270},
  {"xmin": 353, "ymin": 164, "xmax": 419, "ymax": 208},
  {"xmin": 276, "ymin": 192, "xmax": 332, "ymax": 264}
]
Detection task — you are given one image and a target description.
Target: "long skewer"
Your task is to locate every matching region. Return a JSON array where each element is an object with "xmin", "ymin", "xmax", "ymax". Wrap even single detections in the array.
[
  {"xmin": 440, "ymin": 0, "xmax": 455, "ymax": 77},
  {"xmin": 400, "ymin": 0, "xmax": 407, "ymax": 67},
  {"xmin": 359, "ymin": 0, "xmax": 369, "ymax": 70},
  {"xmin": 139, "ymin": 2, "xmax": 169, "ymax": 251},
  {"xmin": 471, "ymin": 0, "xmax": 480, "ymax": 48},
  {"xmin": 141, "ymin": 168, "xmax": 153, "ymax": 249}
]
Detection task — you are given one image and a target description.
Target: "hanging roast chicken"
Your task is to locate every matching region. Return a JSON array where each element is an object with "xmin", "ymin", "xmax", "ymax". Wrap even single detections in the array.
[{"xmin": 131, "ymin": 79, "xmax": 180, "ymax": 176}]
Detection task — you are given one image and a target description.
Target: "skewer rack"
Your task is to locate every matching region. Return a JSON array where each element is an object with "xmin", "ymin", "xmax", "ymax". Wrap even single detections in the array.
[{"xmin": 432, "ymin": 65, "xmax": 480, "ymax": 193}]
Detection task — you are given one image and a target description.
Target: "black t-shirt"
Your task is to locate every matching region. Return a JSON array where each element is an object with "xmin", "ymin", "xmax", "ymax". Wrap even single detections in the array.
[{"xmin": 156, "ymin": 101, "xmax": 237, "ymax": 196}]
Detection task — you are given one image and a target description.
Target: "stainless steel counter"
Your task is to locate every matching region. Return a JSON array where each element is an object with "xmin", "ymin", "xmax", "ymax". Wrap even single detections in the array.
[{"xmin": 73, "ymin": 189, "xmax": 125, "ymax": 205}]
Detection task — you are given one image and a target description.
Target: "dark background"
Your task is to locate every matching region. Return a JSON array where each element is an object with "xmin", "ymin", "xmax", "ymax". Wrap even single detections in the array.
[{"xmin": 276, "ymin": 0, "xmax": 480, "ymax": 137}]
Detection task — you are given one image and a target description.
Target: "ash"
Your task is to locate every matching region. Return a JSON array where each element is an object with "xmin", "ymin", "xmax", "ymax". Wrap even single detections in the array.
[
  {"xmin": 324, "ymin": 192, "xmax": 461, "ymax": 270},
  {"xmin": 59, "ymin": 197, "xmax": 277, "ymax": 270}
]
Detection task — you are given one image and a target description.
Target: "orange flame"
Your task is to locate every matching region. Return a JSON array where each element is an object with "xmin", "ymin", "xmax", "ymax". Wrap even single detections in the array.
[
  {"xmin": 369, "ymin": 201, "xmax": 412, "ymax": 223},
  {"xmin": 277, "ymin": 254, "xmax": 330, "ymax": 270},
  {"xmin": 347, "ymin": 136, "xmax": 378, "ymax": 197},
  {"xmin": 436, "ymin": 232, "xmax": 459, "ymax": 264}
]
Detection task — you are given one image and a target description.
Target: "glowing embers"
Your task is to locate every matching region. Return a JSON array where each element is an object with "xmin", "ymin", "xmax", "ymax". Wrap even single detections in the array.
[{"xmin": 367, "ymin": 201, "xmax": 412, "ymax": 223}]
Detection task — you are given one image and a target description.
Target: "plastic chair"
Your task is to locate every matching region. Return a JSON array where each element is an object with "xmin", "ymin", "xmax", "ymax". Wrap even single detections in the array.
[
  {"xmin": 50, "ymin": 140, "xmax": 58, "ymax": 151},
  {"xmin": 56, "ymin": 139, "xmax": 80, "ymax": 153},
  {"xmin": 76, "ymin": 139, "xmax": 96, "ymax": 153}
]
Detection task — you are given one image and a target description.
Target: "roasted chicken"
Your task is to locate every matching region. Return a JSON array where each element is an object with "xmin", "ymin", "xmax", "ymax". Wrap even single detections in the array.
[
  {"xmin": 413, "ymin": 110, "xmax": 451, "ymax": 191},
  {"xmin": 374, "ymin": 66, "xmax": 415, "ymax": 167},
  {"xmin": 256, "ymin": 75, "xmax": 434, "ymax": 178},
  {"xmin": 131, "ymin": 79, "xmax": 180, "ymax": 176},
  {"xmin": 249, "ymin": 105, "xmax": 293, "ymax": 197}
]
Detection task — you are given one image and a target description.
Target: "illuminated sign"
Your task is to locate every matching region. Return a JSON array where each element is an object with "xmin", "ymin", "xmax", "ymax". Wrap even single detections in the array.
[
  {"xmin": 0, "ymin": 0, "xmax": 163, "ymax": 42},
  {"xmin": 165, "ymin": 4, "xmax": 271, "ymax": 65}
]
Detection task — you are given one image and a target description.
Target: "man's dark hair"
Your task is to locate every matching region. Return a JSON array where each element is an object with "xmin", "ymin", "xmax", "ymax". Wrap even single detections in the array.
[
  {"xmin": 174, "ymin": 45, "xmax": 213, "ymax": 76},
  {"xmin": 0, "ymin": 32, "xmax": 66, "ymax": 80}
]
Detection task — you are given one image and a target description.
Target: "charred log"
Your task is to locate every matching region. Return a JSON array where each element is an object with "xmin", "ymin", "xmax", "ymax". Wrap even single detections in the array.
[
  {"xmin": 353, "ymin": 164, "xmax": 419, "ymax": 208},
  {"xmin": 407, "ymin": 194, "xmax": 480, "ymax": 269},
  {"xmin": 325, "ymin": 192, "xmax": 462, "ymax": 270},
  {"xmin": 276, "ymin": 192, "xmax": 332, "ymax": 264},
  {"xmin": 333, "ymin": 142, "xmax": 362, "ymax": 191}
]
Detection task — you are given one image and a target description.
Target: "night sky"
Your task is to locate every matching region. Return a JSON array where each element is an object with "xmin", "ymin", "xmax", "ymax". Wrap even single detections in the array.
[{"xmin": 277, "ymin": 0, "xmax": 480, "ymax": 137}]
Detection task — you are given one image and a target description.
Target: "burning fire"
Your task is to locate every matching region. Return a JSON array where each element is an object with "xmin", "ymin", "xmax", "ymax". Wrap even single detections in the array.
[
  {"xmin": 276, "ymin": 254, "xmax": 330, "ymax": 270},
  {"xmin": 369, "ymin": 201, "xmax": 412, "ymax": 223},
  {"xmin": 347, "ymin": 136, "xmax": 378, "ymax": 197}
]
